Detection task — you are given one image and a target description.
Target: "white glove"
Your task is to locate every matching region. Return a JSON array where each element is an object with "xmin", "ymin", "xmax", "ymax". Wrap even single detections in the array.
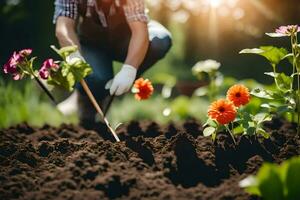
[
  {"xmin": 106, "ymin": 64, "xmax": 137, "ymax": 96},
  {"xmin": 66, "ymin": 50, "xmax": 85, "ymax": 64}
]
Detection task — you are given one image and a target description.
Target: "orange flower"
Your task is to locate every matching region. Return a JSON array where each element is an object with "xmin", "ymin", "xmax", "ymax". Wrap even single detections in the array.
[
  {"xmin": 208, "ymin": 99, "xmax": 237, "ymax": 125},
  {"xmin": 226, "ymin": 84, "xmax": 251, "ymax": 107},
  {"xmin": 133, "ymin": 78, "xmax": 154, "ymax": 100}
]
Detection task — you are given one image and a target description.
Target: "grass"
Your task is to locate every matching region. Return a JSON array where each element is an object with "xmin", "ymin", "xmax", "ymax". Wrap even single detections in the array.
[
  {"xmin": 0, "ymin": 79, "xmax": 77, "ymax": 129},
  {"xmin": 0, "ymin": 78, "xmax": 211, "ymax": 129}
]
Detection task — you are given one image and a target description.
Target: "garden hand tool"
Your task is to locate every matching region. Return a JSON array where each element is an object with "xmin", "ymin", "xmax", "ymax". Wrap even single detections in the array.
[{"xmin": 80, "ymin": 79, "xmax": 120, "ymax": 142}]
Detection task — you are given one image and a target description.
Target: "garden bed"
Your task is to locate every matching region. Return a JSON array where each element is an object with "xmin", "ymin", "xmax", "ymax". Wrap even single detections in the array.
[{"xmin": 0, "ymin": 119, "xmax": 299, "ymax": 200}]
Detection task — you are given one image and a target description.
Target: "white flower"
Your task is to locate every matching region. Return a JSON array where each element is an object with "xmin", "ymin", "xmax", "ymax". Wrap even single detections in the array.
[{"xmin": 192, "ymin": 59, "xmax": 221, "ymax": 74}]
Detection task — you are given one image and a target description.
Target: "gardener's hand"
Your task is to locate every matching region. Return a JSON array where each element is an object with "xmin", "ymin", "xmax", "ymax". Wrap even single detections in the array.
[
  {"xmin": 66, "ymin": 50, "xmax": 85, "ymax": 64},
  {"xmin": 106, "ymin": 64, "xmax": 137, "ymax": 96}
]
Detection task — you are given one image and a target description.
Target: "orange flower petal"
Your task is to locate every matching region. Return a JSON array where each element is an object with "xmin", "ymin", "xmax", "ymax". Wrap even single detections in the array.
[
  {"xmin": 226, "ymin": 84, "xmax": 251, "ymax": 107},
  {"xmin": 208, "ymin": 99, "xmax": 237, "ymax": 125}
]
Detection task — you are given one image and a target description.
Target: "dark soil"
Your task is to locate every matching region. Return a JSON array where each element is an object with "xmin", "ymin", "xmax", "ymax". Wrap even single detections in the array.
[{"xmin": 0, "ymin": 118, "xmax": 299, "ymax": 200}]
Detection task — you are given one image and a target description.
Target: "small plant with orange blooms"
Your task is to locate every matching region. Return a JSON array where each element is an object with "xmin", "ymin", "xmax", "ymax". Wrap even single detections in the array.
[{"xmin": 204, "ymin": 84, "xmax": 271, "ymax": 143}]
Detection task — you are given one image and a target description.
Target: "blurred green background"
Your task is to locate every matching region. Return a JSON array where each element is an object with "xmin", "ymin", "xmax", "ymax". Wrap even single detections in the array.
[{"xmin": 1, "ymin": 0, "xmax": 300, "ymax": 128}]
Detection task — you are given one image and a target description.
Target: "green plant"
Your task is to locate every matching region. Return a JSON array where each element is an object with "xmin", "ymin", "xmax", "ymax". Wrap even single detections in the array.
[
  {"xmin": 203, "ymin": 84, "xmax": 271, "ymax": 143},
  {"xmin": 192, "ymin": 59, "xmax": 222, "ymax": 101},
  {"xmin": 240, "ymin": 156, "xmax": 300, "ymax": 200},
  {"xmin": 48, "ymin": 46, "xmax": 92, "ymax": 91},
  {"xmin": 240, "ymin": 25, "xmax": 300, "ymax": 134},
  {"xmin": 0, "ymin": 79, "xmax": 77, "ymax": 128},
  {"xmin": 2, "ymin": 48, "xmax": 59, "ymax": 104}
]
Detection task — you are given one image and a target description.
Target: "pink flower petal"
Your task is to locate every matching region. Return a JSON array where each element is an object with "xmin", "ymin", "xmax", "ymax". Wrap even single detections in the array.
[
  {"xmin": 19, "ymin": 49, "xmax": 32, "ymax": 57},
  {"xmin": 275, "ymin": 25, "xmax": 300, "ymax": 36},
  {"xmin": 39, "ymin": 68, "xmax": 50, "ymax": 80},
  {"xmin": 42, "ymin": 58, "xmax": 59, "ymax": 70},
  {"xmin": 12, "ymin": 73, "xmax": 21, "ymax": 81}
]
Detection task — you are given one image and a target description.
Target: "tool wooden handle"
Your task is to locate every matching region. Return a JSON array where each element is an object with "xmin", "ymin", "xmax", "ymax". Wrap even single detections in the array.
[{"xmin": 80, "ymin": 79, "xmax": 120, "ymax": 142}]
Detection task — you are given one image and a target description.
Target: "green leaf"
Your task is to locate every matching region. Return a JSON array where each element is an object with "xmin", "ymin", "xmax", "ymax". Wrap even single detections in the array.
[
  {"xmin": 203, "ymin": 127, "xmax": 216, "ymax": 137},
  {"xmin": 277, "ymin": 105, "xmax": 293, "ymax": 114},
  {"xmin": 61, "ymin": 63, "xmax": 71, "ymax": 77},
  {"xmin": 240, "ymin": 48, "xmax": 265, "ymax": 54},
  {"xmin": 251, "ymin": 88, "xmax": 273, "ymax": 99},
  {"xmin": 240, "ymin": 46, "xmax": 288, "ymax": 66},
  {"xmin": 276, "ymin": 73, "xmax": 292, "ymax": 92},
  {"xmin": 246, "ymin": 127, "xmax": 256, "ymax": 136},
  {"xmin": 212, "ymin": 132, "xmax": 217, "ymax": 142},
  {"xmin": 47, "ymin": 70, "xmax": 74, "ymax": 91},
  {"xmin": 47, "ymin": 46, "xmax": 93, "ymax": 92},
  {"xmin": 266, "ymin": 32, "xmax": 288, "ymax": 38},
  {"xmin": 285, "ymin": 158, "xmax": 300, "ymax": 200},
  {"xmin": 254, "ymin": 113, "xmax": 271, "ymax": 124},
  {"xmin": 239, "ymin": 176, "xmax": 261, "ymax": 196},
  {"xmin": 233, "ymin": 125, "xmax": 244, "ymax": 135},
  {"xmin": 203, "ymin": 118, "xmax": 218, "ymax": 128},
  {"xmin": 257, "ymin": 128, "xmax": 270, "ymax": 139},
  {"xmin": 241, "ymin": 112, "xmax": 252, "ymax": 129},
  {"xmin": 51, "ymin": 45, "xmax": 78, "ymax": 59},
  {"xmin": 241, "ymin": 157, "xmax": 300, "ymax": 200},
  {"xmin": 70, "ymin": 61, "xmax": 93, "ymax": 82},
  {"xmin": 264, "ymin": 72, "xmax": 278, "ymax": 78},
  {"xmin": 261, "ymin": 103, "xmax": 273, "ymax": 109},
  {"xmin": 66, "ymin": 73, "xmax": 76, "ymax": 91},
  {"xmin": 257, "ymin": 164, "xmax": 285, "ymax": 200}
]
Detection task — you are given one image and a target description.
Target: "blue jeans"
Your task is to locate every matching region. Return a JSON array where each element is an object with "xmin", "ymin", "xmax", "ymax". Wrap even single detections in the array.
[{"xmin": 77, "ymin": 21, "xmax": 172, "ymax": 100}]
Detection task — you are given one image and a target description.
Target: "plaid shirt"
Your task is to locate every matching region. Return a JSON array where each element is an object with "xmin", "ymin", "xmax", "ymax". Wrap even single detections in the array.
[{"xmin": 53, "ymin": 0, "xmax": 148, "ymax": 27}]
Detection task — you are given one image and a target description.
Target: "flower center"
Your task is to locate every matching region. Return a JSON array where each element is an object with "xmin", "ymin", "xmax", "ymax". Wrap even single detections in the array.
[
  {"xmin": 235, "ymin": 92, "xmax": 241, "ymax": 97},
  {"xmin": 218, "ymin": 107, "xmax": 225, "ymax": 112}
]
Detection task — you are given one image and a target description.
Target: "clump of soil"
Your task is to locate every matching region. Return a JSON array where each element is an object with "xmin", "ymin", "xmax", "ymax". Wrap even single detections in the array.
[{"xmin": 0, "ymin": 119, "xmax": 299, "ymax": 200}]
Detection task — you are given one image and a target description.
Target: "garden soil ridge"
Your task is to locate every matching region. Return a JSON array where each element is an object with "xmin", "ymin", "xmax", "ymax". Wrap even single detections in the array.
[{"xmin": 0, "ymin": 118, "xmax": 299, "ymax": 200}]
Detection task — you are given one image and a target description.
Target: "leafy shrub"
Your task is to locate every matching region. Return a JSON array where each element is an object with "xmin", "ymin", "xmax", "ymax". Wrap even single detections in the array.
[{"xmin": 240, "ymin": 157, "xmax": 300, "ymax": 200}]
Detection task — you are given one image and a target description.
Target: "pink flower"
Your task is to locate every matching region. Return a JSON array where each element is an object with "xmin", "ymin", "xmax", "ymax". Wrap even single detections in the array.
[
  {"xmin": 8, "ymin": 52, "xmax": 23, "ymax": 67},
  {"xmin": 39, "ymin": 68, "xmax": 50, "ymax": 80},
  {"xmin": 3, "ymin": 61, "xmax": 17, "ymax": 74},
  {"xmin": 275, "ymin": 25, "xmax": 300, "ymax": 36},
  {"xmin": 3, "ymin": 52, "xmax": 25, "ymax": 80},
  {"xmin": 267, "ymin": 25, "xmax": 300, "ymax": 37},
  {"xmin": 42, "ymin": 59, "xmax": 59, "ymax": 70},
  {"xmin": 39, "ymin": 59, "xmax": 59, "ymax": 80},
  {"xmin": 3, "ymin": 49, "xmax": 33, "ymax": 81},
  {"xmin": 19, "ymin": 49, "xmax": 32, "ymax": 57}
]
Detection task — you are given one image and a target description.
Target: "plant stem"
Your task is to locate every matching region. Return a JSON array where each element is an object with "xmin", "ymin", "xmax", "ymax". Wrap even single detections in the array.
[
  {"xmin": 225, "ymin": 125, "xmax": 237, "ymax": 145},
  {"xmin": 208, "ymin": 72, "xmax": 216, "ymax": 102},
  {"xmin": 271, "ymin": 64, "xmax": 280, "ymax": 90},
  {"xmin": 296, "ymin": 73, "xmax": 300, "ymax": 135},
  {"xmin": 34, "ymin": 76, "xmax": 57, "ymax": 105},
  {"xmin": 80, "ymin": 79, "xmax": 120, "ymax": 142},
  {"xmin": 291, "ymin": 34, "xmax": 296, "ymax": 86},
  {"xmin": 291, "ymin": 31, "xmax": 300, "ymax": 134}
]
